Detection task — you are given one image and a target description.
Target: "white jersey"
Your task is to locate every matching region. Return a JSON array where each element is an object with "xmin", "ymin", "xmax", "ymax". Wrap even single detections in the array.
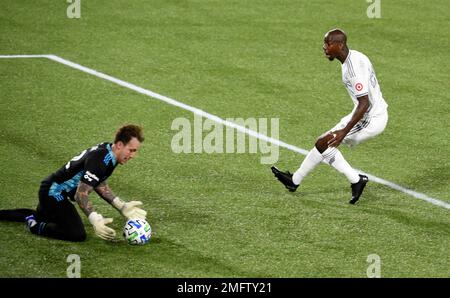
[{"xmin": 341, "ymin": 50, "xmax": 388, "ymax": 118}]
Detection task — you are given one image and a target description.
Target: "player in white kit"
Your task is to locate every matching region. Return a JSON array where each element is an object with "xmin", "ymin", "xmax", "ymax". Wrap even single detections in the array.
[{"xmin": 272, "ymin": 29, "xmax": 388, "ymax": 204}]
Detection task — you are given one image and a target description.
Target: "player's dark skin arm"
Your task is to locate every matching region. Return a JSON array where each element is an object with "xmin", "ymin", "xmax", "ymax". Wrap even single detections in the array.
[
  {"xmin": 316, "ymin": 95, "xmax": 370, "ymax": 151},
  {"xmin": 95, "ymin": 181, "xmax": 117, "ymax": 205},
  {"xmin": 74, "ymin": 182, "xmax": 96, "ymax": 217}
]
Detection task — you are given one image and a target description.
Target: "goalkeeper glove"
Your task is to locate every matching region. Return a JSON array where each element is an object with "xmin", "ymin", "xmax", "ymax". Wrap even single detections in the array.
[
  {"xmin": 88, "ymin": 212, "xmax": 116, "ymax": 241},
  {"xmin": 112, "ymin": 197, "xmax": 147, "ymax": 220}
]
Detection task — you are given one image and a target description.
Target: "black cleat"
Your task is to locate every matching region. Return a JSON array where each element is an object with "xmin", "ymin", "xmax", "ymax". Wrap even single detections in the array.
[
  {"xmin": 271, "ymin": 166, "xmax": 299, "ymax": 192},
  {"xmin": 349, "ymin": 175, "xmax": 369, "ymax": 204}
]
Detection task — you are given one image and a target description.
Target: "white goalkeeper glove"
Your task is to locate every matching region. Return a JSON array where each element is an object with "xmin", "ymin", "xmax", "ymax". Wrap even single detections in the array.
[
  {"xmin": 88, "ymin": 212, "xmax": 116, "ymax": 241},
  {"xmin": 112, "ymin": 197, "xmax": 147, "ymax": 220}
]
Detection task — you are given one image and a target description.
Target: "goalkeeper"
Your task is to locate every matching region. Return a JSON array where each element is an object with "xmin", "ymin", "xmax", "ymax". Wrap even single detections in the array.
[{"xmin": 0, "ymin": 124, "xmax": 147, "ymax": 242}]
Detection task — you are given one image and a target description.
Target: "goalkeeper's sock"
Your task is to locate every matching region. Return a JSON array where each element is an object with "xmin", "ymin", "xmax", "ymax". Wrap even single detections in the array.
[
  {"xmin": 25, "ymin": 215, "xmax": 38, "ymax": 229},
  {"xmin": 0, "ymin": 209, "xmax": 35, "ymax": 222},
  {"xmin": 27, "ymin": 220, "xmax": 86, "ymax": 242},
  {"xmin": 28, "ymin": 221, "xmax": 52, "ymax": 237},
  {"xmin": 26, "ymin": 216, "xmax": 49, "ymax": 236},
  {"xmin": 292, "ymin": 146, "xmax": 324, "ymax": 185}
]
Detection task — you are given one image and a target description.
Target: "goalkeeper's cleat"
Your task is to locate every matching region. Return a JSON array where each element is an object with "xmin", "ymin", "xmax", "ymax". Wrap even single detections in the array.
[
  {"xmin": 25, "ymin": 214, "xmax": 37, "ymax": 229},
  {"xmin": 271, "ymin": 166, "xmax": 299, "ymax": 192},
  {"xmin": 349, "ymin": 174, "xmax": 369, "ymax": 204}
]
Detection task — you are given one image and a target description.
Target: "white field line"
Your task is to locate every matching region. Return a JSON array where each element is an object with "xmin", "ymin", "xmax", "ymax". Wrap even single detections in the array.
[
  {"xmin": 1, "ymin": 54, "xmax": 448, "ymax": 210},
  {"xmin": 0, "ymin": 54, "xmax": 51, "ymax": 59}
]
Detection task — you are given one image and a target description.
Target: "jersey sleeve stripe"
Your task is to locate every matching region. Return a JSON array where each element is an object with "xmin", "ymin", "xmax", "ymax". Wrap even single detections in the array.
[{"xmin": 347, "ymin": 60, "xmax": 356, "ymax": 78}]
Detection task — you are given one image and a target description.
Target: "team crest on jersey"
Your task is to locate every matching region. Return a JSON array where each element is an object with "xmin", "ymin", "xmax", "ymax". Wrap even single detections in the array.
[{"xmin": 355, "ymin": 83, "xmax": 364, "ymax": 91}]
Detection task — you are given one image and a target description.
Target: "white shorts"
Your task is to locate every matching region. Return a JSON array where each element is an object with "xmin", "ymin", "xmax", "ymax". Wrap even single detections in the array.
[{"xmin": 330, "ymin": 112, "xmax": 388, "ymax": 147}]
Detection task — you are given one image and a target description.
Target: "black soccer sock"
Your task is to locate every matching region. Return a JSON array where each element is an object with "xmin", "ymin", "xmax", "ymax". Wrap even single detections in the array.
[
  {"xmin": 29, "ymin": 221, "xmax": 86, "ymax": 242},
  {"xmin": 0, "ymin": 209, "xmax": 36, "ymax": 222}
]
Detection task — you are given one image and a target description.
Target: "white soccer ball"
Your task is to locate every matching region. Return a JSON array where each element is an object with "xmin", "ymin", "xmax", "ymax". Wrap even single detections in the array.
[{"xmin": 123, "ymin": 218, "xmax": 152, "ymax": 245}]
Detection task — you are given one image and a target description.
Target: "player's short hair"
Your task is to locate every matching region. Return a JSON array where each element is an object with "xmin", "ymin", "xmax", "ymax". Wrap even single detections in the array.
[
  {"xmin": 326, "ymin": 28, "xmax": 347, "ymax": 44},
  {"xmin": 114, "ymin": 124, "xmax": 145, "ymax": 144}
]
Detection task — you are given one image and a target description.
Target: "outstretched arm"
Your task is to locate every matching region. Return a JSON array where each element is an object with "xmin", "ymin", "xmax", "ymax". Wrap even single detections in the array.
[
  {"xmin": 75, "ymin": 182, "xmax": 95, "ymax": 217},
  {"xmin": 95, "ymin": 181, "xmax": 147, "ymax": 220},
  {"xmin": 95, "ymin": 181, "xmax": 117, "ymax": 205},
  {"xmin": 328, "ymin": 95, "xmax": 370, "ymax": 147},
  {"xmin": 75, "ymin": 181, "xmax": 116, "ymax": 240}
]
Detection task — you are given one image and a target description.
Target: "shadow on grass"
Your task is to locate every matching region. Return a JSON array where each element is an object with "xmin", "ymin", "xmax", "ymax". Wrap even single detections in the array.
[{"xmin": 358, "ymin": 204, "xmax": 449, "ymax": 236}]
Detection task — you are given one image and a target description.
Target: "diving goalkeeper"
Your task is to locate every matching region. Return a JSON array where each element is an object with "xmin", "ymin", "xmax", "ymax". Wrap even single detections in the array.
[{"xmin": 0, "ymin": 124, "xmax": 147, "ymax": 242}]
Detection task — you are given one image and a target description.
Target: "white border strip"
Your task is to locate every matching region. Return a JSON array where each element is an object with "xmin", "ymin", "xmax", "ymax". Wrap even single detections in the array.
[{"xmin": 1, "ymin": 54, "xmax": 448, "ymax": 210}]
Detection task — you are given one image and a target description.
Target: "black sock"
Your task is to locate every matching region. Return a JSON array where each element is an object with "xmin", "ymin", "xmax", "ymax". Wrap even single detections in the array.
[
  {"xmin": 29, "ymin": 221, "xmax": 86, "ymax": 242},
  {"xmin": 0, "ymin": 209, "xmax": 36, "ymax": 222}
]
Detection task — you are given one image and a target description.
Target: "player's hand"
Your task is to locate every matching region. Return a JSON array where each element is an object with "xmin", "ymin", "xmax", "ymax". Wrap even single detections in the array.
[
  {"xmin": 327, "ymin": 129, "xmax": 347, "ymax": 148},
  {"xmin": 121, "ymin": 201, "xmax": 147, "ymax": 220},
  {"xmin": 112, "ymin": 197, "xmax": 147, "ymax": 220},
  {"xmin": 88, "ymin": 212, "xmax": 116, "ymax": 241}
]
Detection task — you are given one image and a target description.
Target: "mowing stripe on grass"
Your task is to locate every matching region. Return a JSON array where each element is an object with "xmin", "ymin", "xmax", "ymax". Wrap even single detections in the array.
[{"xmin": 0, "ymin": 54, "xmax": 448, "ymax": 210}]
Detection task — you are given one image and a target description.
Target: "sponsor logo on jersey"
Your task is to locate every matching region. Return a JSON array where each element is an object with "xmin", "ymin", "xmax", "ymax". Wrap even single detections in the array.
[{"xmin": 84, "ymin": 171, "xmax": 99, "ymax": 182}]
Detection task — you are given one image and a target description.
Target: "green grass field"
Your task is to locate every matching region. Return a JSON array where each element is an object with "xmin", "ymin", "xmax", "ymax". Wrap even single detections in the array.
[{"xmin": 0, "ymin": 1, "xmax": 449, "ymax": 278}]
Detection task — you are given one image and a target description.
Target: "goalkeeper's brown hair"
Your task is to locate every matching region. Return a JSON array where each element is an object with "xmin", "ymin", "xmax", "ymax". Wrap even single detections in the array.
[{"xmin": 114, "ymin": 124, "xmax": 145, "ymax": 144}]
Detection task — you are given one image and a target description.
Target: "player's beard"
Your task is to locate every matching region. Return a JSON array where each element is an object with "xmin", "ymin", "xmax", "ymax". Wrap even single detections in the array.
[{"xmin": 324, "ymin": 52, "xmax": 334, "ymax": 61}]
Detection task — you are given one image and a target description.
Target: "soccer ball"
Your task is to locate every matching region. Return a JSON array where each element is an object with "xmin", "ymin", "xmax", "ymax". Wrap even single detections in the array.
[{"xmin": 123, "ymin": 218, "xmax": 152, "ymax": 245}]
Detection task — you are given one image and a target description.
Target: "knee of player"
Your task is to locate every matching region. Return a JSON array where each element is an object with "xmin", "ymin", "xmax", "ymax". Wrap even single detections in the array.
[{"xmin": 315, "ymin": 135, "xmax": 331, "ymax": 153}]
